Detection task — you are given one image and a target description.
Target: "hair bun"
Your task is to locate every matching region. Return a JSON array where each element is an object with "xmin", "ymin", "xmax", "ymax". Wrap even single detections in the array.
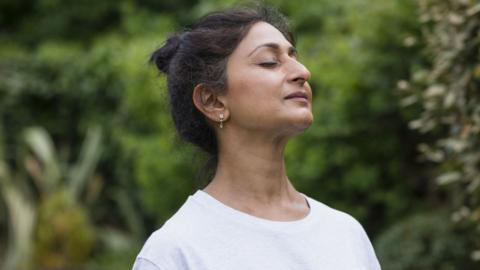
[{"xmin": 150, "ymin": 34, "xmax": 182, "ymax": 74}]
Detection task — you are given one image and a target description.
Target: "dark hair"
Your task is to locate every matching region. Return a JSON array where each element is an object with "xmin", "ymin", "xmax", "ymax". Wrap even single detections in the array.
[{"xmin": 150, "ymin": 5, "xmax": 293, "ymax": 179}]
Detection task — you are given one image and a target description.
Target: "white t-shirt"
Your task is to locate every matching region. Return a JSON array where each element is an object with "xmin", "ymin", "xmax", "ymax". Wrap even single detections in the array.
[{"xmin": 132, "ymin": 190, "xmax": 381, "ymax": 270}]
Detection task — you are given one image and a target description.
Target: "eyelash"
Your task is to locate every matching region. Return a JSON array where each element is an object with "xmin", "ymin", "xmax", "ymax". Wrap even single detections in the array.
[
  {"xmin": 259, "ymin": 61, "xmax": 279, "ymax": 68},
  {"xmin": 258, "ymin": 53, "xmax": 299, "ymax": 68}
]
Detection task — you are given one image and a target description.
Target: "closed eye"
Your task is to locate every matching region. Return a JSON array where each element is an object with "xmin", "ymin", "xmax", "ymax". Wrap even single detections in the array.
[{"xmin": 259, "ymin": 61, "xmax": 278, "ymax": 68}]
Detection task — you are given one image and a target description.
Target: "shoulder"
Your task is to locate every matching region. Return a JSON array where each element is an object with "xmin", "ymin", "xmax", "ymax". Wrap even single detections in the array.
[
  {"xmin": 308, "ymin": 196, "xmax": 364, "ymax": 230},
  {"xmin": 134, "ymin": 195, "xmax": 206, "ymax": 269},
  {"xmin": 132, "ymin": 257, "xmax": 164, "ymax": 270},
  {"xmin": 307, "ymin": 196, "xmax": 381, "ymax": 269},
  {"xmin": 306, "ymin": 196, "xmax": 375, "ymax": 247},
  {"xmin": 134, "ymin": 227, "xmax": 185, "ymax": 269}
]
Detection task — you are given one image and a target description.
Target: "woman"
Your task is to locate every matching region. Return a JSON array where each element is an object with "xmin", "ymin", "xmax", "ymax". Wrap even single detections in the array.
[{"xmin": 133, "ymin": 5, "xmax": 381, "ymax": 270}]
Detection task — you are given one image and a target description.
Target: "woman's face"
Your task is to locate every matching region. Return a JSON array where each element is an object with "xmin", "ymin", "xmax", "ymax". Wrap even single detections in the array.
[{"xmin": 224, "ymin": 21, "xmax": 313, "ymax": 137}]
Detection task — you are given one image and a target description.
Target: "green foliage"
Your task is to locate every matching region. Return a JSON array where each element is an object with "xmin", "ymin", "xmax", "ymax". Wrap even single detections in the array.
[
  {"xmin": 0, "ymin": 0, "xmax": 198, "ymax": 45},
  {"xmin": 0, "ymin": 125, "xmax": 103, "ymax": 270},
  {"xmin": 89, "ymin": 234, "xmax": 141, "ymax": 270},
  {"xmin": 375, "ymin": 212, "xmax": 478, "ymax": 270},
  {"xmin": 401, "ymin": 0, "xmax": 480, "ymax": 258},
  {"xmin": 33, "ymin": 189, "xmax": 95, "ymax": 269},
  {"xmin": 0, "ymin": 157, "xmax": 35, "ymax": 270}
]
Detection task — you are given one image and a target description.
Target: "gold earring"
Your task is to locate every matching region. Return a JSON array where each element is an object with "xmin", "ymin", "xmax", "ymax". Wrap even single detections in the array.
[{"xmin": 219, "ymin": 113, "xmax": 224, "ymax": 129}]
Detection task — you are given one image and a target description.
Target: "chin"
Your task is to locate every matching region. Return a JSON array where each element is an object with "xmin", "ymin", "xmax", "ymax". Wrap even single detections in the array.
[{"xmin": 286, "ymin": 115, "xmax": 314, "ymax": 136}]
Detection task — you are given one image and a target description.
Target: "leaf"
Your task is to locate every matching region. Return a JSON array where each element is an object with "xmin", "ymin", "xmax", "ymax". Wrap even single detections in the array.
[
  {"xmin": 23, "ymin": 127, "xmax": 61, "ymax": 194},
  {"xmin": 0, "ymin": 172, "xmax": 36, "ymax": 270},
  {"xmin": 436, "ymin": 171, "xmax": 462, "ymax": 185},
  {"xmin": 67, "ymin": 126, "xmax": 103, "ymax": 201}
]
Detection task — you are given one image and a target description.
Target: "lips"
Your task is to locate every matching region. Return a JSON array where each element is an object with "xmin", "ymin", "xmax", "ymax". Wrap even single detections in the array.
[{"xmin": 285, "ymin": 91, "xmax": 308, "ymax": 100}]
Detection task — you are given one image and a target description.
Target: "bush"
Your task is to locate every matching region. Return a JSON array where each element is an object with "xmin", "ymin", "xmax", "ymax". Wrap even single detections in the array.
[{"xmin": 375, "ymin": 212, "xmax": 478, "ymax": 270}]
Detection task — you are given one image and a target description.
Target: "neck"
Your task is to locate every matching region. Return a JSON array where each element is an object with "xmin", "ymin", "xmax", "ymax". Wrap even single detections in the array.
[{"xmin": 204, "ymin": 129, "xmax": 299, "ymax": 205}]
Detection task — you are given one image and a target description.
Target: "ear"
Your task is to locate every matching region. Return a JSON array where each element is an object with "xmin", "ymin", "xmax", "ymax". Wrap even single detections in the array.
[{"xmin": 192, "ymin": 84, "xmax": 229, "ymax": 124}]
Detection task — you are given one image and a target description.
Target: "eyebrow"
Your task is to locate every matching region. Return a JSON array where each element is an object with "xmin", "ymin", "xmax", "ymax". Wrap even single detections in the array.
[{"xmin": 247, "ymin": 42, "xmax": 297, "ymax": 57}]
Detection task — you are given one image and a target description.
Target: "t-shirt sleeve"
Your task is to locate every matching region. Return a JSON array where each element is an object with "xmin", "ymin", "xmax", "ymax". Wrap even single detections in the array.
[
  {"xmin": 132, "ymin": 258, "xmax": 163, "ymax": 270},
  {"xmin": 361, "ymin": 228, "xmax": 382, "ymax": 269},
  {"xmin": 351, "ymin": 218, "xmax": 382, "ymax": 270},
  {"xmin": 133, "ymin": 229, "xmax": 189, "ymax": 270}
]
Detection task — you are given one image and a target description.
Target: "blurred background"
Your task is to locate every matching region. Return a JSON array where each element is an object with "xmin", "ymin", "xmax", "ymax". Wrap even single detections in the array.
[{"xmin": 0, "ymin": 0, "xmax": 479, "ymax": 269}]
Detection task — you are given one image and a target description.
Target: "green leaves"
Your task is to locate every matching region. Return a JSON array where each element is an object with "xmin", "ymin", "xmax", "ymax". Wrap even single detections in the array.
[
  {"xmin": 68, "ymin": 125, "xmax": 103, "ymax": 200},
  {"xmin": 22, "ymin": 125, "xmax": 103, "ymax": 200},
  {"xmin": 402, "ymin": 0, "xmax": 480, "ymax": 261},
  {"xmin": 23, "ymin": 127, "xmax": 61, "ymax": 194},
  {"xmin": 376, "ymin": 212, "xmax": 475, "ymax": 270}
]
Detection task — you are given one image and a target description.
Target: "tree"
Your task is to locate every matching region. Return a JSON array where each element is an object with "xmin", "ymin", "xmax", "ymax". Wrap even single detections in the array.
[{"xmin": 401, "ymin": 0, "xmax": 480, "ymax": 261}]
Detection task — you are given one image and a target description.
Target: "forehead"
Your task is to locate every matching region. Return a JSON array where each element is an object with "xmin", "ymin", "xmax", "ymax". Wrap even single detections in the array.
[{"xmin": 235, "ymin": 21, "xmax": 292, "ymax": 55}]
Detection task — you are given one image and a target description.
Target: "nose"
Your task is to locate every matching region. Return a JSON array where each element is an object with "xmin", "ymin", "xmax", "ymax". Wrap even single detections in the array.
[{"xmin": 287, "ymin": 59, "xmax": 311, "ymax": 86}]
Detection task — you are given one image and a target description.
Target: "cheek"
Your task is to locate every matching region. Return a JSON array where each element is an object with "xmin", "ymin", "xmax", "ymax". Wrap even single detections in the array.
[
  {"xmin": 228, "ymin": 71, "xmax": 282, "ymax": 102},
  {"xmin": 226, "ymin": 75, "xmax": 287, "ymax": 129}
]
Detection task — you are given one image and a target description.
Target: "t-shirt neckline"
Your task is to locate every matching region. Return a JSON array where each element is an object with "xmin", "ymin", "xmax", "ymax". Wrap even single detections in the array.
[{"xmin": 190, "ymin": 189, "xmax": 317, "ymax": 233}]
